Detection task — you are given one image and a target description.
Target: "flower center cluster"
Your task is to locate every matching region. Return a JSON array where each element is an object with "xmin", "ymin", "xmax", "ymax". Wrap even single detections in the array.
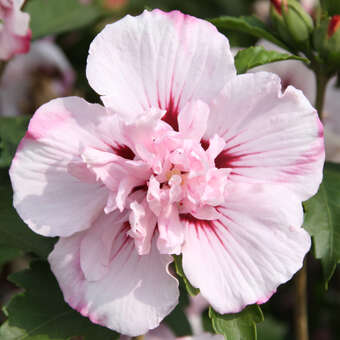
[
  {"xmin": 147, "ymin": 139, "xmax": 229, "ymax": 217},
  {"xmin": 76, "ymin": 107, "xmax": 231, "ymax": 255}
]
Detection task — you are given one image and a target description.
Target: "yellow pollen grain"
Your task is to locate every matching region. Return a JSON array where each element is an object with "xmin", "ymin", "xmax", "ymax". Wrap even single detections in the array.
[{"xmin": 165, "ymin": 168, "xmax": 181, "ymax": 181}]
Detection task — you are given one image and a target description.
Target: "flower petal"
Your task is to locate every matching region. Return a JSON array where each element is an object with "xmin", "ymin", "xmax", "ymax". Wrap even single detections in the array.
[
  {"xmin": 207, "ymin": 72, "xmax": 324, "ymax": 200},
  {"xmin": 80, "ymin": 210, "xmax": 129, "ymax": 282},
  {"xmin": 86, "ymin": 9, "xmax": 235, "ymax": 130},
  {"xmin": 178, "ymin": 100, "xmax": 210, "ymax": 141},
  {"xmin": 0, "ymin": 0, "xmax": 31, "ymax": 60},
  {"xmin": 157, "ymin": 203, "xmax": 184, "ymax": 255},
  {"xmin": 9, "ymin": 97, "xmax": 111, "ymax": 237},
  {"xmin": 128, "ymin": 199, "xmax": 157, "ymax": 255},
  {"xmin": 82, "ymin": 146, "xmax": 151, "ymax": 212},
  {"xmin": 181, "ymin": 183, "xmax": 310, "ymax": 314},
  {"xmin": 49, "ymin": 215, "xmax": 179, "ymax": 336},
  {"xmin": 252, "ymin": 39, "xmax": 316, "ymax": 104}
]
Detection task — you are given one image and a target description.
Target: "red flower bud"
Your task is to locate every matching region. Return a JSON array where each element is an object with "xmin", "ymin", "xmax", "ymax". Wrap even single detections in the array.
[
  {"xmin": 271, "ymin": 0, "xmax": 282, "ymax": 14},
  {"xmin": 314, "ymin": 16, "xmax": 340, "ymax": 69},
  {"xmin": 328, "ymin": 15, "xmax": 340, "ymax": 38}
]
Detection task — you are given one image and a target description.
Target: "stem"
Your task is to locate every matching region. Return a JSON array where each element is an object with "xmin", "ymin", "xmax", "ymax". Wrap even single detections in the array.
[
  {"xmin": 315, "ymin": 72, "xmax": 329, "ymax": 121},
  {"xmin": 293, "ymin": 63, "xmax": 329, "ymax": 340},
  {"xmin": 294, "ymin": 259, "xmax": 309, "ymax": 340},
  {"xmin": 132, "ymin": 336, "xmax": 144, "ymax": 340},
  {"xmin": 0, "ymin": 61, "xmax": 7, "ymax": 79}
]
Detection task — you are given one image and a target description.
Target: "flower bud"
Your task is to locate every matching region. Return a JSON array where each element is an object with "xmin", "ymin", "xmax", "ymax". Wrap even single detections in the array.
[
  {"xmin": 270, "ymin": 0, "xmax": 314, "ymax": 50},
  {"xmin": 270, "ymin": 0, "xmax": 295, "ymax": 47},
  {"xmin": 328, "ymin": 15, "xmax": 340, "ymax": 37},
  {"xmin": 283, "ymin": 0, "xmax": 314, "ymax": 47},
  {"xmin": 271, "ymin": 0, "xmax": 283, "ymax": 14},
  {"xmin": 314, "ymin": 15, "xmax": 340, "ymax": 68}
]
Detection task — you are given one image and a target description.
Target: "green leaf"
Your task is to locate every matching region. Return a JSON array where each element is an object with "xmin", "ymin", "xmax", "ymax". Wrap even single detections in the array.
[
  {"xmin": 164, "ymin": 290, "xmax": 192, "ymax": 337},
  {"xmin": 0, "ymin": 116, "xmax": 29, "ymax": 168},
  {"xmin": 164, "ymin": 262, "xmax": 193, "ymax": 336},
  {"xmin": 202, "ymin": 308, "xmax": 214, "ymax": 334},
  {"xmin": 173, "ymin": 254, "xmax": 200, "ymax": 296},
  {"xmin": 0, "ymin": 246, "xmax": 22, "ymax": 271},
  {"xmin": 209, "ymin": 16, "xmax": 289, "ymax": 50},
  {"xmin": 25, "ymin": 0, "xmax": 103, "ymax": 40},
  {"xmin": 209, "ymin": 305, "xmax": 264, "ymax": 340},
  {"xmin": 304, "ymin": 162, "xmax": 340, "ymax": 287},
  {"xmin": 1, "ymin": 261, "xmax": 119, "ymax": 340},
  {"xmin": 0, "ymin": 321, "xmax": 26, "ymax": 340},
  {"xmin": 0, "ymin": 169, "xmax": 56, "ymax": 258},
  {"xmin": 256, "ymin": 316, "xmax": 287, "ymax": 340},
  {"xmin": 321, "ymin": 0, "xmax": 340, "ymax": 15},
  {"xmin": 234, "ymin": 46, "xmax": 309, "ymax": 74}
]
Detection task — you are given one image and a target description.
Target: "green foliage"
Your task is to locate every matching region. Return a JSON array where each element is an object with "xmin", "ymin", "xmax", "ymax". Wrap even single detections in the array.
[
  {"xmin": 134, "ymin": 0, "xmax": 253, "ymax": 19},
  {"xmin": 164, "ymin": 281, "xmax": 193, "ymax": 336},
  {"xmin": 209, "ymin": 16, "xmax": 289, "ymax": 50},
  {"xmin": 234, "ymin": 46, "xmax": 309, "ymax": 74},
  {"xmin": 304, "ymin": 162, "xmax": 340, "ymax": 287},
  {"xmin": 0, "ymin": 170, "xmax": 56, "ymax": 258},
  {"xmin": 209, "ymin": 305, "xmax": 264, "ymax": 340},
  {"xmin": 202, "ymin": 308, "xmax": 215, "ymax": 334},
  {"xmin": 256, "ymin": 316, "xmax": 287, "ymax": 340},
  {"xmin": 164, "ymin": 303, "xmax": 192, "ymax": 337},
  {"xmin": 0, "ymin": 116, "xmax": 29, "ymax": 168},
  {"xmin": 313, "ymin": 17, "xmax": 340, "ymax": 71},
  {"xmin": 0, "ymin": 246, "xmax": 22, "ymax": 271},
  {"xmin": 321, "ymin": 0, "xmax": 340, "ymax": 15},
  {"xmin": 25, "ymin": 0, "xmax": 104, "ymax": 40},
  {"xmin": 0, "ymin": 261, "xmax": 119, "ymax": 340},
  {"xmin": 173, "ymin": 254, "xmax": 200, "ymax": 296}
]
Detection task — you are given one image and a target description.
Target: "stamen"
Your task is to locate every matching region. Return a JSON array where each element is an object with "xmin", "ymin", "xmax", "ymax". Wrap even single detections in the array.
[{"xmin": 165, "ymin": 168, "xmax": 181, "ymax": 181}]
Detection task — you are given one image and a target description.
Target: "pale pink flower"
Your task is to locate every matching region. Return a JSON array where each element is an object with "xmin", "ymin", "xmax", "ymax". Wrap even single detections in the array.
[
  {"xmin": 186, "ymin": 295, "xmax": 209, "ymax": 334},
  {"xmin": 121, "ymin": 325, "xmax": 224, "ymax": 340},
  {"xmin": 253, "ymin": 40, "xmax": 340, "ymax": 162},
  {"xmin": 121, "ymin": 324, "xmax": 224, "ymax": 340},
  {"xmin": 120, "ymin": 325, "xmax": 175, "ymax": 340},
  {"xmin": 0, "ymin": 0, "xmax": 31, "ymax": 60},
  {"xmin": 10, "ymin": 10, "xmax": 324, "ymax": 336},
  {"xmin": 253, "ymin": 40, "xmax": 316, "ymax": 103},
  {"xmin": 180, "ymin": 335, "xmax": 223, "ymax": 340},
  {"xmin": 253, "ymin": 0, "xmax": 270, "ymax": 21},
  {"xmin": 322, "ymin": 82, "xmax": 340, "ymax": 162},
  {"xmin": 0, "ymin": 39, "xmax": 75, "ymax": 116},
  {"xmin": 301, "ymin": 0, "xmax": 317, "ymax": 14}
]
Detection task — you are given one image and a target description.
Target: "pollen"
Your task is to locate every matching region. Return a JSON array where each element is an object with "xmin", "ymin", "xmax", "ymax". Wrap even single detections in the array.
[{"xmin": 165, "ymin": 168, "xmax": 181, "ymax": 181}]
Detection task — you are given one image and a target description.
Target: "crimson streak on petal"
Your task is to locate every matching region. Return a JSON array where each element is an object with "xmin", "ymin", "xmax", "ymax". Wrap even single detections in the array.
[
  {"xmin": 161, "ymin": 96, "xmax": 180, "ymax": 131},
  {"xmin": 180, "ymin": 213, "xmax": 227, "ymax": 249},
  {"xmin": 112, "ymin": 144, "xmax": 135, "ymax": 160}
]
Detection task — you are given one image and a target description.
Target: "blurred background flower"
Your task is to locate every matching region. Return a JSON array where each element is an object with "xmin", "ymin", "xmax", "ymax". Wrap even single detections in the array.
[
  {"xmin": 0, "ymin": 38, "xmax": 75, "ymax": 117},
  {"xmin": 0, "ymin": 0, "xmax": 31, "ymax": 60}
]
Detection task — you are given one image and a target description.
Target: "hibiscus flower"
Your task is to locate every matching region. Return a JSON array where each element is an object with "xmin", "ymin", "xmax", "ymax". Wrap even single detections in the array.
[
  {"xmin": 0, "ymin": 39, "xmax": 75, "ymax": 117},
  {"xmin": 9, "ymin": 9, "xmax": 324, "ymax": 336},
  {"xmin": 120, "ymin": 325, "xmax": 224, "ymax": 340},
  {"xmin": 252, "ymin": 39, "xmax": 340, "ymax": 162},
  {"xmin": 0, "ymin": 0, "xmax": 31, "ymax": 60}
]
